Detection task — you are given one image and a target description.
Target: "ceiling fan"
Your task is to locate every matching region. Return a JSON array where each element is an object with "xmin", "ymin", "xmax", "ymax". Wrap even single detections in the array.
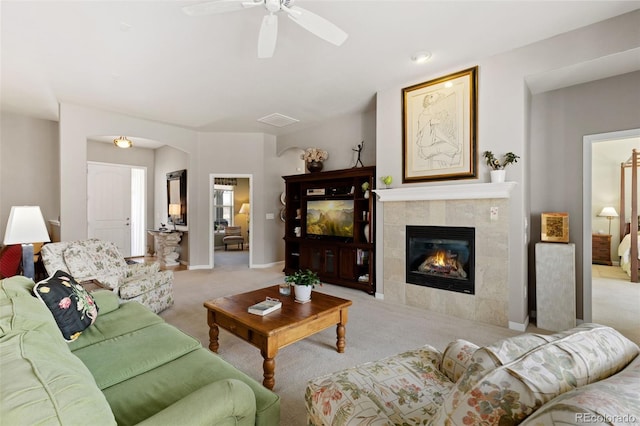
[{"xmin": 182, "ymin": 0, "xmax": 348, "ymax": 58}]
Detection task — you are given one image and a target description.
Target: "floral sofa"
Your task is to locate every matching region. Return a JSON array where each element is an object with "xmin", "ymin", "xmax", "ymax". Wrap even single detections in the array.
[
  {"xmin": 305, "ymin": 324, "xmax": 640, "ymax": 425},
  {"xmin": 41, "ymin": 239, "xmax": 173, "ymax": 313}
]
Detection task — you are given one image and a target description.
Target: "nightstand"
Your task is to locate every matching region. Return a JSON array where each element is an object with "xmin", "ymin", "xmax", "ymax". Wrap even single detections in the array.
[{"xmin": 592, "ymin": 234, "xmax": 612, "ymax": 266}]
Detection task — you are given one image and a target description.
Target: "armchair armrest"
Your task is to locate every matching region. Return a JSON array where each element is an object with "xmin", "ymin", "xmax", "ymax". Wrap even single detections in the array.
[
  {"xmin": 126, "ymin": 262, "xmax": 160, "ymax": 277},
  {"xmin": 136, "ymin": 379, "xmax": 256, "ymax": 426}
]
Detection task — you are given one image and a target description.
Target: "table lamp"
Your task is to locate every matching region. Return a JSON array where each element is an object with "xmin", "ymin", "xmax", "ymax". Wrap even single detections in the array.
[
  {"xmin": 3, "ymin": 206, "xmax": 51, "ymax": 280},
  {"xmin": 168, "ymin": 204, "xmax": 181, "ymax": 230},
  {"xmin": 239, "ymin": 203, "xmax": 250, "ymax": 237},
  {"xmin": 597, "ymin": 206, "xmax": 618, "ymax": 235}
]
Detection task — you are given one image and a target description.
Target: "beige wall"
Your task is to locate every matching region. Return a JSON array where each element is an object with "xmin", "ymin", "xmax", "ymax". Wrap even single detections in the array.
[{"xmin": 0, "ymin": 112, "xmax": 59, "ymax": 242}]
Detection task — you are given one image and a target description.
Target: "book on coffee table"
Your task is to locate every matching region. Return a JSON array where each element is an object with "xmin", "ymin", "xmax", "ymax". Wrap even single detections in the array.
[{"xmin": 248, "ymin": 297, "xmax": 282, "ymax": 316}]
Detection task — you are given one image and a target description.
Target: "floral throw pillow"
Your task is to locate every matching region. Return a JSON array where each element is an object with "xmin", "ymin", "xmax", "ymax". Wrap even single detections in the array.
[{"xmin": 33, "ymin": 270, "xmax": 99, "ymax": 341}]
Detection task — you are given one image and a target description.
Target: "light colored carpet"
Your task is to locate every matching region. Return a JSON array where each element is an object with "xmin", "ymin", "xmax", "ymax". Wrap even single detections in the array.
[
  {"xmin": 160, "ymin": 265, "xmax": 521, "ymax": 425},
  {"xmin": 592, "ymin": 265, "xmax": 640, "ymax": 343}
]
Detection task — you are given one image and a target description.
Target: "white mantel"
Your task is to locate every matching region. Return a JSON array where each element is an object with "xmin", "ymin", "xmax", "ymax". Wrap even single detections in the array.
[{"xmin": 373, "ymin": 182, "xmax": 516, "ymax": 202}]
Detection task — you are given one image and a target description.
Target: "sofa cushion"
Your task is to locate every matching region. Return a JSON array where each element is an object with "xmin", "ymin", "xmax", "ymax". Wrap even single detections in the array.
[
  {"xmin": 520, "ymin": 354, "xmax": 640, "ymax": 426},
  {"xmin": 1, "ymin": 329, "xmax": 116, "ymax": 425},
  {"xmin": 0, "ymin": 279, "xmax": 115, "ymax": 426},
  {"xmin": 306, "ymin": 344, "xmax": 453, "ymax": 425},
  {"xmin": 102, "ymin": 347, "xmax": 281, "ymax": 426},
  {"xmin": 33, "ymin": 270, "xmax": 99, "ymax": 341},
  {"xmin": 136, "ymin": 379, "xmax": 257, "ymax": 426},
  {"xmin": 429, "ymin": 324, "xmax": 639, "ymax": 426},
  {"xmin": 441, "ymin": 339, "xmax": 479, "ymax": 382},
  {"xmin": 68, "ymin": 300, "xmax": 164, "ymax": 352},
  {"xmin": 72, "ymin": 322, "xmax": 201, "ymax": 389}
]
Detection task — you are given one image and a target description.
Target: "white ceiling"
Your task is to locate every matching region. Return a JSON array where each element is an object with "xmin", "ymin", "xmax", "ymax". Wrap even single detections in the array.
[{"xmin": 2, "ymin": 1, "xmax": 639, "ymax": 138}]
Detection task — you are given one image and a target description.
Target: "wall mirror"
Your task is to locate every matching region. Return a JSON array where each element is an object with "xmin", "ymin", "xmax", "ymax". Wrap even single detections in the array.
[{"xmin": 167, "ymin": 169, "xmax": 187, "ymax": 226}]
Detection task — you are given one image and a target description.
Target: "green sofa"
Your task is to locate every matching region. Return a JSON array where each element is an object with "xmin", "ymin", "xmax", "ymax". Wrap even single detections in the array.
[{"xmin": 0, "ymin": 276, "xmax": 280, "ymax": 425}]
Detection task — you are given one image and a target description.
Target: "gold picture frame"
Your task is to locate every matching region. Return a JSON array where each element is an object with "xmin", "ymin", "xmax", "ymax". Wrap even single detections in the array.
[
  {"xmin": 402, "ymin": 66, "xmax": 478, "ymax": 183},
  {"xmin": 541, "ymin": 212, "xmax": 569, "ymax": 243}
]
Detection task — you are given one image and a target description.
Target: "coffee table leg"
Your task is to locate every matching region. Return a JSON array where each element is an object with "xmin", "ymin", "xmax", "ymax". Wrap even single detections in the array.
[
  {"xmin": 210, "ymin": 326, "xmax": 221, "ymax": 353},
  {"xmin": 336, "ymin": 323, "xmax": 346, "ymax": 353},
  {"xmin": 261, "ymin": 349, "xmax": 276, "ymax": 390}
]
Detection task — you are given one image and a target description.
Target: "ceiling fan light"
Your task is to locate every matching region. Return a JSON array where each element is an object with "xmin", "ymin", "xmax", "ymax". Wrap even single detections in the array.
[
  {"xmin": 411, "ymin": 51, "xmax": 432, "ymax": 64},
  {"xmin": 114, "ymin": 136, "xmax": 132, "ymax": 148}
]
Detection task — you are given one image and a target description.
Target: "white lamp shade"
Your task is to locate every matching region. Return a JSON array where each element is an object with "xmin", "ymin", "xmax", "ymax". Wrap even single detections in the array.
[
  {"xmin": 598, "ymin": 207, "xmax": 619, "ymax": 218},
  {"xmin": 3, "ymin": 206, "xmax": 51, "ymax": 245},
  {"xmin": 239, "ymin": 203, "xmax": 250, "ymax": 215}
]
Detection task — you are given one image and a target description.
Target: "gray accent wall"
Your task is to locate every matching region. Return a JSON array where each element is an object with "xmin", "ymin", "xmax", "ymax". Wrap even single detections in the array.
[{"xmin": 529, "ymin": 70, "xmax": 640, "ymax": 320}]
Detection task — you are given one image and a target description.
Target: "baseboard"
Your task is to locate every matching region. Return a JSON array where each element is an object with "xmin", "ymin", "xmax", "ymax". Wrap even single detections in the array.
[
  {"xmin": 508, "ymin": 316, "xmax": 529, "ymax": 332},
  {"xmin": 188, "ymin": 264, "xmax": 211, "ymax": 270},
  {"xmin": 251, "ymin": 261, "xmax": 284, "ymax": 269},
  {"xmin": 375, "ymin": 292, "xmax": 384, "ymax": 300}
]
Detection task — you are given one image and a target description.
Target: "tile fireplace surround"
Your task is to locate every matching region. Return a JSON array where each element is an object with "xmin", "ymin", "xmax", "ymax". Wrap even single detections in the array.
[{"xmin": 375, "ymin": 183, "xmax": 516, "ymax": 327}]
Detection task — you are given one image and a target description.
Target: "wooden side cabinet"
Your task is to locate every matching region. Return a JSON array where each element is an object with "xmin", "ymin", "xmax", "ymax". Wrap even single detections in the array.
[{"xmin": 592, "ymin": 234, "xmax": 612, "ymax": 266}]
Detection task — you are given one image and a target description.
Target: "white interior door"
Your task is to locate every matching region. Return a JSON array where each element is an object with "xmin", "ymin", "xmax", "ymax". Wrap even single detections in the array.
[{"xmin": 88, "ymin": 163, "xmax": 132, "ymax": 256}]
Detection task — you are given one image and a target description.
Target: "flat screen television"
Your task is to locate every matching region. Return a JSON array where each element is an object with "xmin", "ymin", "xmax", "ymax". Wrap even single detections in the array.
[{"xmin": 306, "ymin": 199, "xmax": 354, "ymax": 238}]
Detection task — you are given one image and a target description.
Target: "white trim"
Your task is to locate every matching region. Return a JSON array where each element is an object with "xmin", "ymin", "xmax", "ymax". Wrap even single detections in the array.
[
  {"xmin": 252, "ymin": 261, "xmax": 284, "ymax": 269},
  {"xmin": 582, "ymin": 128, "xmax": 640, "ymax": 323},
  {"xmin": 188, "ymin": 264, "xmax": 211, "ymax": 270},
  {"xmin": 508, "ymin": 316, "xmax": 529, "ymax": 332},
  {"xmin": 375, "ymin": 292, "xmax": 385, "ymax": 300},
  {"xmin": 209, "ymin": 173, "xmax": 253, "ymax": 269},
  {"xmin": 373, "ymin": 182, "xmax": 516, "ymax": 202}
]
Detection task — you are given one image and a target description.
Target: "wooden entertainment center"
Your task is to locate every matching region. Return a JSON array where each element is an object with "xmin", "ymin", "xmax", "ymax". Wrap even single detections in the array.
[{"xmin": 283, "ymin": 166, "xmax": 375, "ymax": 294}]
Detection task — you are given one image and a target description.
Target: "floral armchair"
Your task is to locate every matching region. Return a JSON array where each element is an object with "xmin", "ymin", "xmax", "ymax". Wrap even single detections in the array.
[{"xmin": 41, "ymin": 239, "xmax": 173, "ymax": 313}]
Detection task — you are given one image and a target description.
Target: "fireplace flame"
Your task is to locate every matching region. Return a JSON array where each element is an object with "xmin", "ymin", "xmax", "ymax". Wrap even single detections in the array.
[{"xmin": 417, "ymin": 249, "xmax": 467, "ymax": 279}]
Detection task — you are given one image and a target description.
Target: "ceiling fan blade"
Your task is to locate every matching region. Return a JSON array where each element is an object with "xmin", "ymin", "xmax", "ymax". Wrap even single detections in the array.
[
  {"xmin": 182, "ymin": 0, "xmax": 261, "ymax": 16},
  {"xmin": 284, "ymin": 5, "xmax": 348, "ymax": 46},
  {"xmin": 258, "ymin": 14, "xmax": 278, "ymax": 58}
]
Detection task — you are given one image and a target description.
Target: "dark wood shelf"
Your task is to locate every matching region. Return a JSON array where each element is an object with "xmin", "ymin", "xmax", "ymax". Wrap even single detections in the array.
[{"xmin": 283, "ymin": 166, "xmax": 375, "ymax": 294}]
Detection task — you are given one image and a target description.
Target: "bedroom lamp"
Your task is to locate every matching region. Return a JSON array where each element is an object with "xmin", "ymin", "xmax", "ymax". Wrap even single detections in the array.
[
  {"xmin": 239, "ymin": 203, "xmax": 250, "ymax": 235},
  {"xmin": 598, "ymin": 206, "xmax": 618, "ymax": 235},
  {"xmin": 168, "ymin": 203, "xmax": 181, "ymax": 230},
  {"xmin": 3, "ymin": 206, "xmax": 51, "ymax": 280}
]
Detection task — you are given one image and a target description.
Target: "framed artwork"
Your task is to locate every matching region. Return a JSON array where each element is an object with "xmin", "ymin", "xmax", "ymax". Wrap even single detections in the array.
[
  {"xmin": 541, "ymin": 212, "xmax": 569, "ymax": 243},
  {"xmin": 402, "ymin": 66, "xmax": 478, "ymax": 183}
]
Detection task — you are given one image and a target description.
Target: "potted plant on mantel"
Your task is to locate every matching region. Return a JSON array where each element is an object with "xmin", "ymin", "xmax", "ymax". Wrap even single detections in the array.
[
  {"xmin": 284, "ymin": 269, "xmax": 321, "ymax": 302},
  {"xmin": 483, "ymin": 151, "xmax": 520, "ymax": 183}
]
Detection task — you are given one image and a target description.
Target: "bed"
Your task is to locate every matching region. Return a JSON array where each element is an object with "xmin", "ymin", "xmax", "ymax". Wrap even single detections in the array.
[
  {"xmin": 618, "ymin": 149, "xmax": 639, "ymax": 282},
  {"xmin": 618, "ymin": 229, "xmax": 639, "ymax": 278}
]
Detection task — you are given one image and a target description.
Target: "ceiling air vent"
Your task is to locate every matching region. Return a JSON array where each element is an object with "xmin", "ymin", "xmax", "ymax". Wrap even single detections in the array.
[{"xmin": 257, "ymin": 113, "xmax": 299, "ymax": 128}]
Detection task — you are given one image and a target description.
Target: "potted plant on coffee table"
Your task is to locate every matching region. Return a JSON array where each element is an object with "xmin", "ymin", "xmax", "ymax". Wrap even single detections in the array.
[{"xmin": 285, "ymin": 269, "xmax": 320, "ymax": 302}]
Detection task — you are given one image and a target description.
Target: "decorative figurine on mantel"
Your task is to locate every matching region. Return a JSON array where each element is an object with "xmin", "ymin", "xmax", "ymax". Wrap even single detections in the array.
[{"xmin": 352, "ymin": 141, "xmax": 365, "ymax": 168}]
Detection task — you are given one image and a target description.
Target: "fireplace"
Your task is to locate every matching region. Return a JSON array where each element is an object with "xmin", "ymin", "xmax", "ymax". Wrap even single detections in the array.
[{"xmin": 406, "ymin": 225, "xmax": 475, "ymax": 294}]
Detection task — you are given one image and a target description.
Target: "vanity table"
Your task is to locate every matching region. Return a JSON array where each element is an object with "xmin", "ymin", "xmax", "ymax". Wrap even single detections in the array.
[{"xmin": 148, "ymin": 230, "xmax": 183, "ymax": 268}]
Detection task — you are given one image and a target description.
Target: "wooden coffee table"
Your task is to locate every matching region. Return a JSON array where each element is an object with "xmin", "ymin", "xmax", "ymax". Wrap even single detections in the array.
[{"xmin": 204, "ymin": 285, "xmax": 352, "ymax": 390}]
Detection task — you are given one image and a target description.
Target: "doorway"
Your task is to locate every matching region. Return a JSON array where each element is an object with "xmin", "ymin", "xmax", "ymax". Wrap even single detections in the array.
[
  {"xmin": 583, "ymin": 129, "xmax": 640, "ymax": 340},
  {"xmin": 88, "ymin": 162, "xmax": 146, "ymax": 257},
  {"xmin": 209, "ymin": 174, "xmax": 252, "ymax": 268}
]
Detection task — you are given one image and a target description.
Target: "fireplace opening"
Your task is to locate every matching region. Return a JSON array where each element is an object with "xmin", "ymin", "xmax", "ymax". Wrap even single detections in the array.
[{"xmin": 406, "ymin": 225, "xmax": 475, "ymax": 294}]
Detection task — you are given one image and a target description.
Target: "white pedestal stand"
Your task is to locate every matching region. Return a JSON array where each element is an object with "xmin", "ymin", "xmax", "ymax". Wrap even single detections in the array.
[{"xmin": 148, "ymin": 230, "xmax": 183, "ymax": 268}]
